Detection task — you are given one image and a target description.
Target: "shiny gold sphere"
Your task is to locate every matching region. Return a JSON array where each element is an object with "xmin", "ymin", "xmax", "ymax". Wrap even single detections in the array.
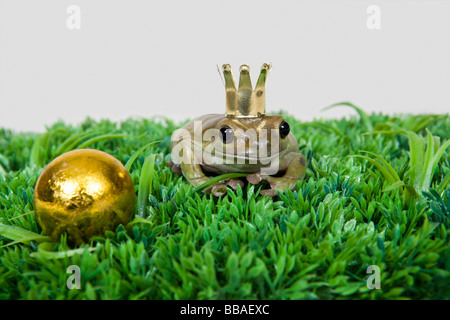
[{"xmin": 34, "ymin": 149, "xmax": 135, "ymax": 246}]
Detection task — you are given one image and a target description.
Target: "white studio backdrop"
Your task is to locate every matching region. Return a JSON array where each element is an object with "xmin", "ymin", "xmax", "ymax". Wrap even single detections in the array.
[{"xmin": 0, "ymin": 0, "xmax": 449, "ymax": 133}]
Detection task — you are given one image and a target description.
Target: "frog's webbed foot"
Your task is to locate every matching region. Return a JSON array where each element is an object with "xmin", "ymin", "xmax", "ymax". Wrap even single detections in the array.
[
  {"xmin": 226, "ymin": 178, "xmax": 245, "ymax": 191},
  {"xmin": 205, "ymin": 183, "xmax": 228, "ymax": 197},
  {"xmin": 204, "ymin": 178, "xmax": 245, "ymax": 197},
  {"xmin": 180, "ymin": 160, "xmax": 245, "ymax": 196},
  {"xmin": 247, "ymin": 153, "xmax": 307, "ymax": 197},
  {"xmin": 247, "ymin": 173, "xmax": 277, "ymax": 197}
]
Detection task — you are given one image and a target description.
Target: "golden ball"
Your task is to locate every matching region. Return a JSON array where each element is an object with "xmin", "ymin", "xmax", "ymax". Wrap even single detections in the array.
[{"xmin": 33, "ymin": 149, "xmax": 135, "ymax": 246}]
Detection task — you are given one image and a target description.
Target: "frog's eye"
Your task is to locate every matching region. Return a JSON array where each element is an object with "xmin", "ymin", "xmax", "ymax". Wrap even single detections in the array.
[
  {"xmin": 219, "ymin": 126, "xmax": 234, "ymax": 144},
  {"xmin": 279, "ymin": 121, "xmax": 290, "ymax": 139}
]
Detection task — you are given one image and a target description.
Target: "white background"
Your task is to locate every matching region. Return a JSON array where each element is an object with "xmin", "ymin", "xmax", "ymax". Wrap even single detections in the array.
[{"xmin": 0, "ymin": 0, "xmax": 449, "ymax": 132}]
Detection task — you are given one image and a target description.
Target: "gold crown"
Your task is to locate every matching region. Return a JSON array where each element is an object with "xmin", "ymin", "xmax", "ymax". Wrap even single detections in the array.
[{"xmin": 222, "ymin": 63, "xmax": 272, "ymax": 118}]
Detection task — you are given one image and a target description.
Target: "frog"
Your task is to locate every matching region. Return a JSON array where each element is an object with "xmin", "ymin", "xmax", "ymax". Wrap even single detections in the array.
[{"xmin": 168, "ymin": 63, "xmax": 307, "ymax": 197}]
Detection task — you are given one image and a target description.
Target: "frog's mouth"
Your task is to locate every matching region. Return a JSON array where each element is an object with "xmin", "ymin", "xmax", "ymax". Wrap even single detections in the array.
[{"xmin": 193, "ymin": 143, "xmax": 287, "ymax": 166}]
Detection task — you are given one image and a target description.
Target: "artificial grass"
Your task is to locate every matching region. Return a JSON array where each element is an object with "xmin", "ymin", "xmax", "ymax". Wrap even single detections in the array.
[{"xmin": 0, "ymin": 104, "xmax": 449, "ymax": 300}]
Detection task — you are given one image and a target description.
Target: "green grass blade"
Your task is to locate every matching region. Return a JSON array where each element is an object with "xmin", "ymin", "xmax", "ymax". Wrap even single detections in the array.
[
  {"xmin": 362, "ymin": 130, "xmax": 407, "ymax": 136},
  {"xmin": 8, "ymin": 211, "xmax": 34, "ymax": 221},
  {"xmin": 31, "ymin": 245, "xmax": 95, "ymax": 259},
  {"xmin": 381, "ymin": 178, "xmax": 419, "ymax": 198},
  {"xmin": 29, "ymin": 133, "xmax": 46, "ymax": 167},
  {"xmin": 0, "ymin": 154, "xmax": 10, "ymax": 172},
  {"xmin": 382, "ymin": 180, "xmax": 405, "ymax": 192},
  {"xmin": 350, "ymin": 155, "xmax": 397, "ymax": 184},
  {"xmin": 405, "ymin": 131, "xmax": 425, "ymax": 187},
  {"xmin": 403, "ymin": 184, "xmax": 420, "ymax": 198},
  {"xmin": 322, "ymin": 102, "xmax": 373, "ymax": 131},
  {"xmin": 359, "ymin": 151, "xmax": 401, "ymax": 182},
  {"xmin": 42, "ymin": 128, "xmax": 67, "ymax": 159},
  {"xmin": 408, "ymin": 114, "xmax": 447, "ymax": 132},
  {"xmin": 419, "ymin": 129, "xmax": 436, "ymax": 189},
  {"xmin": 125, "ymin": 141, "xmax": 161, "ymax": 172},
  {"xmin": 429, "ymin": 139, "xmax": 450, "ymax": 187},
  {"xmin": 193, "ymin": 173, "xmax": 248, "ymax": 193},
  {"xmin": 431, "ymin": 139, "xmax": 450, "ymax": 170},
  {"xmin": 437, "ymin": 170, "xmax": 450, "ymax": 194},
  {"xmin": 30, "ymin": 129, "xmax": 67, "ymax": 166},
  {"xmin": 75, "ymin": 131, "xmax": 147, "ymax": 151},
  {"xmin": 300, "ymin": 123, "xmax": 349, "ymax": 141},
  {"xmin": 137, "ymin": 154, "xmax": 157, "ymax": 218},
  {"xmin": 53, "ymin": 130, "xmax": 98, "ymax": 157},
  {"xmin": 1, "ymin": 237, "xmax": 49, "ymax": 248},
  {"xmin": 75, "ymin": 133, "xmax": 129, "ymax": 149},
  {"xmin": 0, "ymin": 223, "xmax": 51, "ymax": 247},
  {"xmin": 126, "ymin": 216, "xmax": 155, "ymax": 228}
]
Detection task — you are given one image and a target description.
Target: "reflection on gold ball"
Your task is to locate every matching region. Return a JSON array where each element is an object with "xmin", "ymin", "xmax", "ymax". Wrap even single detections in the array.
[{"xmin": 34, "ymin": 149, "xmax": 135, "ymax": 246}]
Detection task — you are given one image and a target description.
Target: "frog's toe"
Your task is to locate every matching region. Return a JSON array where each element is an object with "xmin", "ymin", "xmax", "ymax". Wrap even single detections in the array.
[
  {"xmin": 210, "ymin": 183, "xmax": 228, "ymax": 197},
  {"xmin": 226, "ymin": 178, "xmax": 244, "ymax": 191},
  {"xmin": 266, "ymin": 176, "xmax": 299, "ymax": 193},
  {"xmin": 246, "ymin": 173, "xmax": 262, "ymax": 185},
  {"xmin": 260, "ymin": 189, "xmax": 277, "ymax": 197}
]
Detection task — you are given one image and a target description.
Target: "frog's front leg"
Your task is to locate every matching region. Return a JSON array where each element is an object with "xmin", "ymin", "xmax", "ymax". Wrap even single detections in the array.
[
  {"xmin": 179, "ymin": 147, "xmax": 240, "ymax": 197},
  {"xmin": 264, "ymin": 152, "xmax": 307, "ymax": 195},
  {"xmin": 247, "ymin": 152, "xmax": 307, "ymax": 196},
  {"xmin": 178, "ymin": 145, "xmax": 210, "ymax": 187}
]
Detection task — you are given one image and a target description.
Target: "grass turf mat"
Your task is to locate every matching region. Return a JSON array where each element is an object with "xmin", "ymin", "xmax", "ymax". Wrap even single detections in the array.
[{"xmin": 0, "ymin": 105, "xmax": 449, "ymax": 299}]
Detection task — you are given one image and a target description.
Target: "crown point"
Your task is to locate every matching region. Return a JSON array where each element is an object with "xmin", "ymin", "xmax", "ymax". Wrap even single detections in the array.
[
  {"xmin": 261, "ymin": 63, "xmax": 272, "ymax": 71},
  {"xmin": 222, "ymin": 64, "xmax": 232, "ymax": 72},
  {"xmin": 239, "ymin": 64, "xmax": 250, "ymax": 73}
]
